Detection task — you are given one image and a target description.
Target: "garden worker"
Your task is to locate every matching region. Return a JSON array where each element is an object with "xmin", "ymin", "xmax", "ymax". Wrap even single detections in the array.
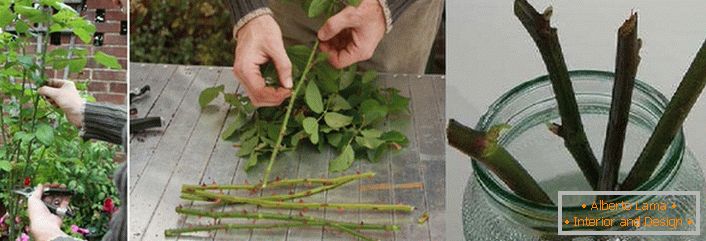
[
  {"xmin": 27, "ymin": 79, "xmax": 127, "ymax": 241},
  {"xmin": 227, "ymin": 0, "xmax": 444, "ymax": 106}
]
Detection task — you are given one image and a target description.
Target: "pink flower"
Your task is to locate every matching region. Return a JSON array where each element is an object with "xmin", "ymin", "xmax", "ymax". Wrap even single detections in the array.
[
  {"xmin": 16, "ymin": 233, "xmax": 29, "ymax": 241},
  {"xmin": 0, "ymin": 212, "xmax": 6, "ymax": 224},
  {"xmin": 103, "ymin": 198, "xmax": 114, "ymax": 214},
  {"xmin": 70, "ymin": 224, "xmax": 90, "ymax": 235}
]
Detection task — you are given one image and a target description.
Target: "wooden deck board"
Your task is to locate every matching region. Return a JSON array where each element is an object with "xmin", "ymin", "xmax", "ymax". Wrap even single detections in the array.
[{"xmin": 130, "ymin": 64, "xmax": 445, "ymax": 241}]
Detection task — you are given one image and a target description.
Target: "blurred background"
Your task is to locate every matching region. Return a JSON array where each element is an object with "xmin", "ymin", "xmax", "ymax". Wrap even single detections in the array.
[{"xmin": 128, "ymin": 0, "xmax": 445, "ymax": 74}]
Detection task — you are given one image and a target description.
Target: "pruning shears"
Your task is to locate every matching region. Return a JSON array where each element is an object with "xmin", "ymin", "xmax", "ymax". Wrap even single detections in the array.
[{"xmin": 12, "ymin": 187, "xmax": 76, "ymax": 218}]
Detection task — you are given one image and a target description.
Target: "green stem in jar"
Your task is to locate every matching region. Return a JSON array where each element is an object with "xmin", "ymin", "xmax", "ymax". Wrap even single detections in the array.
[
  {"xmin": 597, "ymin": 13, "xmax": 641, "ymax": 194},
  {"xmin": 514, "ymin": 0, "xmax": 600, "ymax": 189},
  {"xmin": 447, "ymin": 119, "xmax": 554, "ymax": 205},
  {"xmin": 621, "ymin": 38, "xmax": 706, "ymax": 190}
]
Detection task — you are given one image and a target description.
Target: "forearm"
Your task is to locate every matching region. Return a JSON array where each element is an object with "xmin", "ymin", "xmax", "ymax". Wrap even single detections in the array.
[
  {"xmin": 378, "ymin": 0, "xmax": 415, "ymax": 32},
  {"xmin": 80, "ymin": 102, "xmax": 126, "ymax": 145},
  {"xmin": 225, "ymin": 0, "xmax": 272, "ymax": 36}
]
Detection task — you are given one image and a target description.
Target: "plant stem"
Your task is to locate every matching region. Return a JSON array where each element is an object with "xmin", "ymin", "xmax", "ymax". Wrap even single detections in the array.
[
  {"xmin": 514, "ymin": 0, "xmax": 600, "ymax": 189},
  {"xmin": 164, "ymin": 223, "xmax": 313, "ymax": 237},
  {"xmin": 262, "ymin": 40, "xmax": 320, "ymax": 188},
  {"xmin": 447, "ymin": 119, "xmax": 554, "ymax": 205},
  {"xmin": 597, "ymin": 14, "xmax": 640, "ymax": 194},
  {"xmin": 621, "ymin": 38, "xmax": 706, "ymax": 190},
  {"xmin": 183, "ymin": 172, "xmax": 374, "ymax": 191},
  {"xmin": 164, "ymin": 222, "xmax": 375, "ymax": 241},
  {"xmin": 182, "ymin": 172, "xmax": 372, "ymax": 203},
  {"xmin": 187, "ymin": 189, "xmax": 414, "ymax": 212},
  {"xmin": 175, "ymin": 207, "xmax": 398, "ymax": 231},
  {"xmin": 0, "ymin": 104, "xmax": 6, "ymax": 145}
]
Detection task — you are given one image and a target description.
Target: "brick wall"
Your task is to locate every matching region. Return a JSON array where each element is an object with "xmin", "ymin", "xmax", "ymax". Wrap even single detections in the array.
[{"xmin": 45, "ymin": 0, "xmax": 128, "ymax": 105}]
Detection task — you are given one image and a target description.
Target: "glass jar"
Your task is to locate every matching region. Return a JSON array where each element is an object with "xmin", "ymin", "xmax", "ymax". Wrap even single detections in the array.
[{"xmin": 462, "ymin": 70, "xmax": 706, "ymax": 241}]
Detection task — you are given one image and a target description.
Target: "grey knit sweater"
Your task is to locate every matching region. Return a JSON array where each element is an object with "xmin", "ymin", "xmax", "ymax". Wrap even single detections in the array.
[
  {"xmin": 50, "ymin": 103, "xmax": 127, "ymax": 241},
  {"xmin": 226, "ymin": 0, "xmax": 414, "ymax": 33}
]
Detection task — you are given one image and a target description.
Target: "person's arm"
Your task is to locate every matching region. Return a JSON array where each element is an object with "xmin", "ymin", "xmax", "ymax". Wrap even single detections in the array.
[
  {"xmin": 379, "ymin": 0, "xmax": 414, "ymax": 32},
  {"xmin": 81, "ymin": 103, "xmax": 126, "ymax": 145},
  {"xmin": 225, "ymin": 0, "xmax": 272, "ymax": 36}
]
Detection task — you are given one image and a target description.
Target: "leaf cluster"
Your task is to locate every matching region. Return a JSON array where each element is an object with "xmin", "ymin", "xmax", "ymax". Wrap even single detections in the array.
[{"xmin": 200, "ymin": 45, "xmax": 410, "ymax": 173}]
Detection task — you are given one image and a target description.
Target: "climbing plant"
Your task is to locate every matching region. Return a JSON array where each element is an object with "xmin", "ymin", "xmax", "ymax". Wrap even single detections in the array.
[{"xmin": 0, "ymin": 0, "xmax": 122, "ymax": 239}]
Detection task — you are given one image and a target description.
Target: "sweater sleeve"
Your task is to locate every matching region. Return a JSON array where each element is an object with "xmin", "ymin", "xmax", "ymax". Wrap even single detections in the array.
[
  {"xmin": 80, "ymin": 102, "xmax": 126, "ymax": 145},
  {"xmin": 378, "ymin": 0, "xmax": 415, "ymax": 32},
  {"xmin": 225, "ymin": 0, "xmax": 272, "ymax": 37}
]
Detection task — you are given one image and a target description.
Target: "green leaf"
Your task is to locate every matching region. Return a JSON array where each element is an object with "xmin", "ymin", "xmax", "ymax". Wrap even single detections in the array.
[
  {"xmin": 0, "ymin": 8, "xmax": 12, "ymax": 28},
  {"xmin": 36, "ymin": 123, "xmax": 54, "ymax": 145},
  {"xmin": 15, "ymin": 21, "xmax": 29, "ymax": 34},
  {"xmin": 72, "ymin": 26, "xmax": 92, "ymax": 43},
  {"xmin": 237, "ymin": 136, "xmax": 259, "ymax": 157},
  {"xmin": 0, "ymin": 161, "xmax": 11, "ymax": 172},
  {"xmin": 302, "ymin": 117, "xmax": 319, "ymax": 144},
  {"xmin": 15, "ymin": 6, "xmax": 41, "ymax": 18},
  {"xmin": 308, "ymin": 0, "xmax": 330, "ymax": 18},
  {"xmin": 360, "ymin": 99, "xmax": 387, "ymax": 125},
  {"xmin": 324, "ymin": 112, "xmax": 353, "ymax": 130},
  {"xmin": 339, "ymin": 67, "xmax": 356, "ymax": 90},
  {"xmin": 327, "ymin": 133, "xmax": 343, "ymax": 148},
  {"xmin": 361, "ymin": 70, "xmax": 377, "ymax": 84},
  {"xmin": 361, "ymin": 129, "xmax": 383, "ymax": 138},
  {"xmin": 381, "ymin": 130, "xmax": 409, "ymax": 146},
  {"xmin": 18, "ymin": 56, "xmax": 34, "ymax": 68},
  {"xmin": 355, "ymin": 136, "xmax": 385, "ymax": 149},
  {"xmin": 387, "ymin": 89, "xmax": 410, "ymax": 113},
  {"xmin": 245, "ymin": 153, "xmax": 259, "ymax": 171},
  {"xmin": 221, "ymin": 112, "xmax": 247, "ymax": 140},
  {"xmin": 302, "ymin": 117, "xmax": 318, "ymax": 134},
  {"xmin": 328, "ymin": 95, "xmax": 352, "ymax": 111},
  {"xmin": 68, "ymin": 58, "xmax": 87, "ymax": 73},
  {"xmin": 347, "ymin": 0, "xmax": 362, "ymax": 6},
  {"xmin": 94, "ymin": 51, "xmax": 122, "ymax": 69},
  {"xmin": 305, "ymin": 81, "xmax": 324, "ymax": 113},
  {"xmin": 239, "ymin": 127, "xmax": 257, "ymax": 142},
  {"xmin": 199, "ymin": 85, "xmax": 224, "ymax": 108},
  {"xmin": 329, "ymin": 145, "xmax": 355, "ymax": 172}
]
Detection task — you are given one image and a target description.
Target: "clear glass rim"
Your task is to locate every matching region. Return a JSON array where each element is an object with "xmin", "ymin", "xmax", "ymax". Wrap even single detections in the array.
[{"xmin": 472, "ymin": 70, "xmax": 685, "ymax": 212}]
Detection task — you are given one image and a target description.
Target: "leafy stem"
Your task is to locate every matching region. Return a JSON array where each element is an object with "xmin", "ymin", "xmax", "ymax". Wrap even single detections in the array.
[{"xmin": 262, "ymin": 40, "xmax": 321, "ymax": 188}]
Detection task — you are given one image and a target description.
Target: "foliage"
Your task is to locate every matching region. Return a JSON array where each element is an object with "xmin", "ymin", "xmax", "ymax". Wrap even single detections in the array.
[
  {"xmin": 129, "ymin": 0, "xmax": 234, "ymax": 65},
  {"xmin": 201, "ymin": 47, "xmax": 409, "ymax": 173},
  {"xmin": 0, "ymin": 0, "xmax": 121, "ymax": 239},
  {"xmin": 199, "ymin": 0, "xmax": 409, "ymax": 175}
]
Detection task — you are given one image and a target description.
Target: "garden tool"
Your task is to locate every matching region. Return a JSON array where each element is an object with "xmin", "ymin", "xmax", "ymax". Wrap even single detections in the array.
[
  {"xmin": 12, "ymin": 187, "xmax": 76, "ymax": 218},
  {"xmin": 130, "ymin": 85, "xmax": 164, "ymax": 133}
]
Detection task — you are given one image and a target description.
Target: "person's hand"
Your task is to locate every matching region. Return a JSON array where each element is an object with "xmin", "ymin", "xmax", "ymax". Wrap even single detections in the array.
[
  {"xmin": 28, "ymin": 184, "xmax": 71, "ymax": 241},
  {"xmin": 38, "ymin": 79, "xmax": 84, "ymax": 127},
  {"xmin": 234, "ymin": 15, "xmax": 293, "ymax": 107},
  {"xmin": 318, "ymin": 0, "xmax": 386, "ymax": 69}
]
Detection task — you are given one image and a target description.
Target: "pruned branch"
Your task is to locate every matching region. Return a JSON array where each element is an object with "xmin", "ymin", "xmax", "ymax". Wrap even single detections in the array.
[
  {"xmin": 514, "ymin": 0, "xmax": 600, "ymax": 189},
  {"xmin": 621, "ymin": 38, "xmax": 706, "ymax": 190},
  {"xmin": 447, "ymin": 119, "xmax": 554, "ymax": 205},
  {"xmin": 598, "ymin": 13, "xmax": 641, "ymax": 193}
]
